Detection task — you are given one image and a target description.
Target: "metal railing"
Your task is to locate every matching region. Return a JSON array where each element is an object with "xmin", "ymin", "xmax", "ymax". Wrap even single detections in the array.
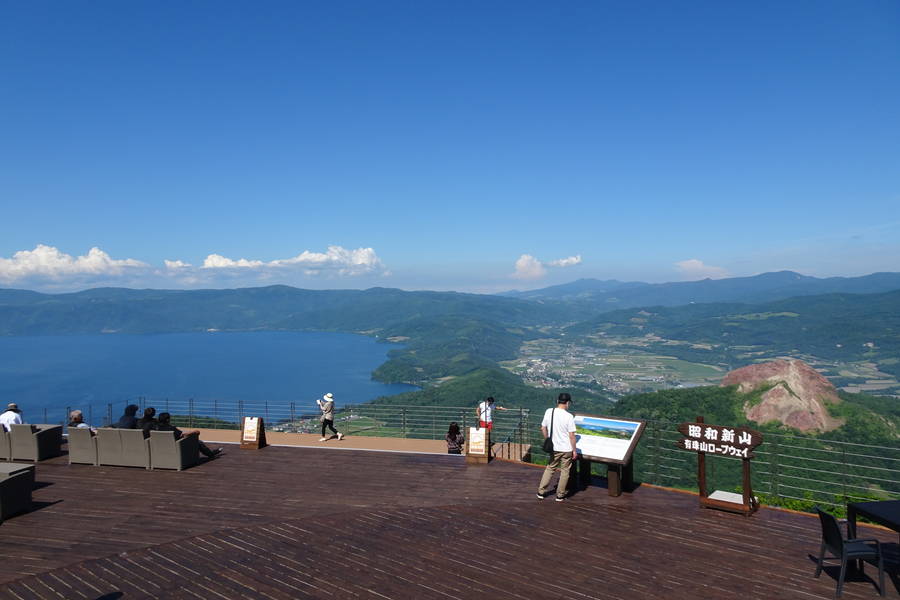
[
  {"xmin": 37, "ymin": 398, "xmax": 899, "ymax": 516},
  {"xmin": 45, "ymin": 397, "xmax": 532, "ymax": 448},
  {"xmin": 626, "ymin": 420, "xmax": 900, "ymax": 516}
]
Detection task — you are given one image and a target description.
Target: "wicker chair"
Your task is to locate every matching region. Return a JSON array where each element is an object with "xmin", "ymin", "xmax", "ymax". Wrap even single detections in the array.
[
  {"xmin": 149, "ymin": 430, "xmax": 200, "ymax": 471},
  {"xmin": 67, "ymin": 428, "xmax": 98, "ymax": 466},
  {"xmin": 10, "ymin": 424, "xmax": 63, "ymax": 462}
]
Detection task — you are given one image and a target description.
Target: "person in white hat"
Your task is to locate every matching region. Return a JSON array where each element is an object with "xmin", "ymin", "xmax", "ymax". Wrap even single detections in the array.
[
  {"xmin": 0, "ymin": 403, "xmax": 23, "ymax": 432},
  {"xmin": 316, "ymin": 393, "xmax": 344, "ymax": 441}
]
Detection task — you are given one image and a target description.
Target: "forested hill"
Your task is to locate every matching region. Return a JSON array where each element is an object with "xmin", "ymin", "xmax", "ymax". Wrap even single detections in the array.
[
  {"xmin": 566, "ymin": 289, "xmax": 900, "ymax": 377},
  {"xmin": 0, "ymin": 285, "xmax": 566, "ymax": 335},
  {"xmin": 504, "ymin": 271, "xmax": 900, "ymax": 310}
]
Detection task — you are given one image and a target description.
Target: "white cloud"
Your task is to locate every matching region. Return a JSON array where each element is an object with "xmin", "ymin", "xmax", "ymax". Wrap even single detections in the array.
[
  {"xmin": 511, "ymin": 254, "xmax": 547, "ymax": 280},
  {"xmin": 201, "ymin": 246, "xmax": 385, "ymax": 276},
  {"xmin": 202, "ymin": 254, "xmax": 264, "ymax": 269},
  {"xmin": 548, "ymin": 255, "xmax": 582, "ymax": 268},
  {"xmin": 164, "ymin": 259, "xmax": 191, "ymax": 269},
  {"xmin": 512, "ymin": 253, "xmax": 582, "ymax": 280},
  {"xmin": 674, "ymin": 258, "xmax": 730, "ymax": 280},
  {"xmin": 0, "ymin": 245, "xmax": 147, "ymax": 283}
]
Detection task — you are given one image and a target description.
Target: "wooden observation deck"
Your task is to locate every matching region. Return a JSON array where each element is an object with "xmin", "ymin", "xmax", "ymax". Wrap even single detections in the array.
[{"xmin": 0, "ymin": 435, "xmax": 896, "ymax": 599}]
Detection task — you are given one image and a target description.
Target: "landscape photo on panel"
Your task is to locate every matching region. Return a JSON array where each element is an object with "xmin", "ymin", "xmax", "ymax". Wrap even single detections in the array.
[{"xmin": 574, "ymin": 416, "xmax": 641, "ymax": 461}]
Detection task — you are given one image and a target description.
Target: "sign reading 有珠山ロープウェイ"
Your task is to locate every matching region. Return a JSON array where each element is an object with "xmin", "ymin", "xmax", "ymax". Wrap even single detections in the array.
[{"xmin": 676, "ymin": 422, "xmax": 763, "ymax": 459}]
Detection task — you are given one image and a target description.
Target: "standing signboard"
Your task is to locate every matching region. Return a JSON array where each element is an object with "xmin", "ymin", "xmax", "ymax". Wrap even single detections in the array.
[
  {"xmin": 677, "ymin": 416, "xmax": 763, "ymax": 515},
  {"xmin": 571, "ymin": 415, "xmax": 645, "ymax": 496},
  {"xmin": 240, "ymin": 416, "xmax": 268, "ymax": 450},
  {"xmin": 465, "ymin": 426, "xmax": 490, "ymax": 465}
]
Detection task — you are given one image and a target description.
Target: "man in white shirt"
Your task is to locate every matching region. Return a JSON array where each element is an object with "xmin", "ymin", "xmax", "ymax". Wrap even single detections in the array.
[
  {"xmin": 536, "ymin": 393, "xmax": 578, "ymax": 502},
  {"xmin": 475, "ymin": 396, "xmax": 507, "ymax": 431},
  {"xmin": 0, "ymin": 403, "xmax": 23, "ymax": 432}
]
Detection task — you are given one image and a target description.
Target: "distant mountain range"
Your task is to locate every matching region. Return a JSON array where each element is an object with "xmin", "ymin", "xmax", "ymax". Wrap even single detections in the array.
[
  {"xmin": 0, "ymin": 285, "xmax": 563, "ymax": 336},
  {"xmin": 502, "ymin": 271, "xmax": 900, "ymax": 310},
  {"xmin": 3, "ymin": 271, "xmax": 899, "ymax": 408}
]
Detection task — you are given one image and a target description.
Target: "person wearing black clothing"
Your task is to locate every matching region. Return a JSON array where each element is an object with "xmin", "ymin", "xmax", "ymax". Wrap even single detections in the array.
[
  {"xmin": 157, "ymin": 412, "xmax": 222, "ymax": 459},
  {"xmin": 113, "ymin": 404, "xmax": 140, "ymax": 429},
  {"xmin": 445, "ymin": 422, "xmax": 465, "ymax": 454},
  {"xmin": 136, "ymin": 407, "xmax": 158, "ymax": 438}
]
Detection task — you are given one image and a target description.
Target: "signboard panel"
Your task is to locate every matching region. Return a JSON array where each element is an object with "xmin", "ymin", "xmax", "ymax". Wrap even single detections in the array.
[
  {"xmin": 676, "ymin": 422, "xmax": 763, "ymax": 459},
  {"xmin": 467, "ymin": 427, "xmax": 487, "ymax": 456},
  {"xmin": 574, "ymin": 415, "xmax": 645, "ymax": 464},
  {"xmin": 242, "ymin": 417, "xmax": 260, "ymax": 443}
]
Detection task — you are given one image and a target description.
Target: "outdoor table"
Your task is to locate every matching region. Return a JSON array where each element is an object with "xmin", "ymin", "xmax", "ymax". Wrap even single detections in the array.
[
  {"xmin": 0, "ymin": 464, "xmax": 35, "ymax": 477},
  {"xmin": 0, "ymin": 463, "xmax": 36, "ymax": 487},
  {"xmin": 847, "ymin": 500, "xmax": 900, "ymax": 541}
]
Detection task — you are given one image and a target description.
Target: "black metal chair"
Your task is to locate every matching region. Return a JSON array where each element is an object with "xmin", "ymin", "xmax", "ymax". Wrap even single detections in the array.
[{"xmin": 815, "ymin": 506, "xmax": 885, "ymax": 597}]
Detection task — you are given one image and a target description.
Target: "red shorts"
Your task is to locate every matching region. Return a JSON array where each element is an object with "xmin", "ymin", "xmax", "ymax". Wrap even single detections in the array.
[{"xmin": 479, "ymin": 421, "xmax": 493, "ymax": 431}]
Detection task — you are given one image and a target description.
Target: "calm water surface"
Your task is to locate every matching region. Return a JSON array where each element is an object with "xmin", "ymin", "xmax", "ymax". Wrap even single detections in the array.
[{"xmin": 0, "ymin": 331, "xmax": 416, "ymax": 420}]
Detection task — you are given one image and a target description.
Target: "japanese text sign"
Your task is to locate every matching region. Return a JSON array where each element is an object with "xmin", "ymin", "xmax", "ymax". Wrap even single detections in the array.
[{"xmin": 676, "ymin": 422, "xmax": 763, "ymax": 459}]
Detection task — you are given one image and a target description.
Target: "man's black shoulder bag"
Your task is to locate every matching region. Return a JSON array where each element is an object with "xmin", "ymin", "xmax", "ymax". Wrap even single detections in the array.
[{"xmin": 542, "ymin": 407, "xmax": 555, "ymax": 453}]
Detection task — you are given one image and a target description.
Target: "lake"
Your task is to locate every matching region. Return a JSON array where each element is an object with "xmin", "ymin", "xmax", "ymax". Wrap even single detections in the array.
[{"xmin": 0, "ymin": 331, "xmax": 417, "ymax": 423}]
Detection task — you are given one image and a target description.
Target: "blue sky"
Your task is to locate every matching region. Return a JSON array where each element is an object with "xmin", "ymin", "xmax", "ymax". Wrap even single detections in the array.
[{"xmin": 1, "ymin": 1, "xmax": 898, "ymax": 293}]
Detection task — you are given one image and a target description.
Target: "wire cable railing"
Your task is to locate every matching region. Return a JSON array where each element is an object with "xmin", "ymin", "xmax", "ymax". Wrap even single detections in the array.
[{"xmin": 31, "ymin": 398, "xmax": 899, "ymax": 516}]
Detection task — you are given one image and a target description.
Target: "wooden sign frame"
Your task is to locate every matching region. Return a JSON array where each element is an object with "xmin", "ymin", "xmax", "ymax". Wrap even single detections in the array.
[
  {"xmin": 678, "ymin": 416, "xmax": 762, "ymax": 516},
  {"xmin": 240, "ymin": 416, "xmax": 268, "ymax": 450}
]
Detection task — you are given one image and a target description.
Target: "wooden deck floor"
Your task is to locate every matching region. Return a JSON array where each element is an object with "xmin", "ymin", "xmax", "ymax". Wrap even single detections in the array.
[{"xmin": 0, "ymin": 443, "xmax": 897, "ymax": 599}]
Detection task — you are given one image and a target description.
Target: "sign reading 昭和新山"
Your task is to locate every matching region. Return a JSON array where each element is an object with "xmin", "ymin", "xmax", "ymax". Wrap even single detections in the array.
[{"xmin": 676, "ymin": 422, "xmax": 763, "ymax": 459}]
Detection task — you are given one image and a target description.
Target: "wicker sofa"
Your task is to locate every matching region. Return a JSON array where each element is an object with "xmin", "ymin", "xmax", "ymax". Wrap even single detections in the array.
[{"xmin": 96, "ymin": 428, "xmax": 151, "ymax": 469}]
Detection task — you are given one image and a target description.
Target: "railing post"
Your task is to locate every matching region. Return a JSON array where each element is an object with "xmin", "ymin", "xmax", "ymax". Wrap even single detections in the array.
[
  {"xmin": 841, "ymin": 446, "xmax": 848, "ymax": 503},
  {"xmin": 66, "ymin": 405, "xmax": 70, "ymax": 429},
  {"xmin": 107, "ymin": 403, "xmax": 112, "ymax": 427},
  {"xmin": 348, "ymin": 406, "xmax": 353, "ymax": 436},
  {"xmin": 88, "ymin": 405, "xmax": 93, "ymax": 428},
  {"xmin": 43, "ymin": 407, "xmax": 48, "ymax": 424},
  {"xmin": 654, "ymin": 421, "xmax": 662, "ymax": 486},
  {"xmin": 214, "ymin": 398, "xmax": 218, "ymax": 426},
  {"xmin": 771, "ymin": 435, "xmax": 780, "ymax": 500},
  {"xmin": 265, "ymin": 399, "xmax": 269, "ymax": 425},
  {"xmin": 402, "ymin": 408, "xmax": 407, "ymax": 438},
  {"xmin": 238, "ymin": 399, "xmax": 244, "ymax": 425},
  {"xmin": 290, "ymin": 401, "xmax": 296, "ymax": 432}
]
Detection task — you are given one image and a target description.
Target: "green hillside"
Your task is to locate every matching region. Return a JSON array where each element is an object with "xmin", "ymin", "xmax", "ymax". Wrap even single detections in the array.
[
  {"xmin": 605, "ymin": 385, "xmax": 899, "ymax": 514},
  {"xmin": 566, "ymin": 290, "xmax": 900, "ymax": 378}
]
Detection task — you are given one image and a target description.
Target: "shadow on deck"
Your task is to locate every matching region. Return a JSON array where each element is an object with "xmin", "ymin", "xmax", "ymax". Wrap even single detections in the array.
[{"xmin": 0, "ymin": 441, "xmax": 897, "ymax": 599}]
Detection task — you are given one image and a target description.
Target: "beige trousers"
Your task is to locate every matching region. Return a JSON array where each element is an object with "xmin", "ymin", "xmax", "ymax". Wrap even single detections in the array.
[{"xmin": 538, "ymin": 451, "xmax": 573, "ymax": 498}]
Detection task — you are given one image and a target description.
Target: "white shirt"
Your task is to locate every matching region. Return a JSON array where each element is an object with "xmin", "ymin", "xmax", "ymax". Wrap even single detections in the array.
[
  {"xmin": 477, "ymin": 401, "xmax": 494, "ymax": 423},
  {"xmin": 541, "ymin": 407, "xmax": 576, "ymax": 453},
  {"xmin": 0, "ymin": 410, "xmax": 23, "ymax": 432}
]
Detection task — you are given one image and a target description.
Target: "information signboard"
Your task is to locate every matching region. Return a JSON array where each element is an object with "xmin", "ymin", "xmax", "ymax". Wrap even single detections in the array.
[
  {"xmin": 240, "ymin": 416, "xmax": 267, "ymax": 450},
  {"xmin": 467, "ymin": 427, "xmax": 487, "ymax": 456},
  {"xmin": 574, "ymin": 415, "xmax": 645, "ymax": 464}
]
